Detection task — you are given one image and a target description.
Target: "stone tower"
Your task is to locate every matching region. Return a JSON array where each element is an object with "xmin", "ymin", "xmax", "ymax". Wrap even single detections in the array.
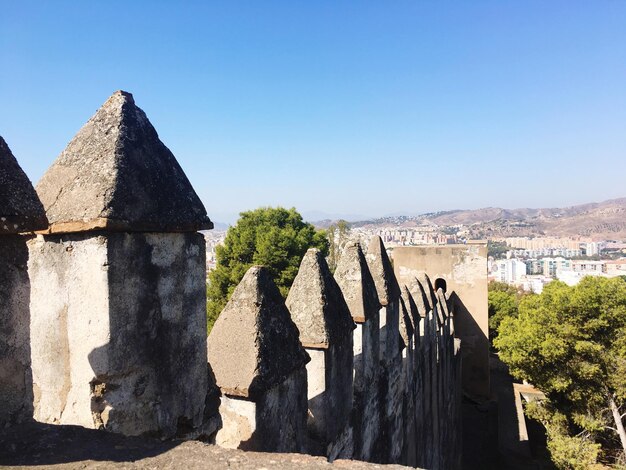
[{"xmin": 28, "ymin": 91, "xmax": 212, "ymax": 438}]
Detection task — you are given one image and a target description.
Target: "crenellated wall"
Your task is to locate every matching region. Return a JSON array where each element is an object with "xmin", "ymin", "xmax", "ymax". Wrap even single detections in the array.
[
  {"xmin": 0, "ymin": 91, "xmax": 470, "ymax": 469},
  {"xmin": 209, "ymin": 237, "xmax": 464, "ymax": 469}
]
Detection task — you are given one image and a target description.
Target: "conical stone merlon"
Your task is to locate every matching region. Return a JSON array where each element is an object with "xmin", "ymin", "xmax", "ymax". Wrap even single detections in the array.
[
  {"xmin": 286, "ymin": 249, "xmax": 355, "ymax": 348},
  {"xmin": 36, "ymin": 90, "xmax": 212, "ymax": 233},
  {"xmin": 207, "ymin": 266, "xmax": 309, "ymax": 399},
  {"xmin": 0, "ymin": 136, "xmax": 47, "ymax": 233},
  {"xmin": 334, "ymin": 243, "xmax": 380, "ymax": 324},
  {"xmin": 365, "ymin": 236, "xmax": 401, "ymax": 306}
]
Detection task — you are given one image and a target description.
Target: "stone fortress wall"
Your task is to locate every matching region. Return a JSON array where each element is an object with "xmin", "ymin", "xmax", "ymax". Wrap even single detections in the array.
[{"xmin": 1, "ymin": 91, "xmax": 487, "ymax": 470}]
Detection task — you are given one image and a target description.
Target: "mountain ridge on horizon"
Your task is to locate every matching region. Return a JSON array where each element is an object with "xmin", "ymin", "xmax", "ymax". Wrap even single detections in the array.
[{"xmin": 313, "ymin": 197, "xmax": 626, "ymax": 240}]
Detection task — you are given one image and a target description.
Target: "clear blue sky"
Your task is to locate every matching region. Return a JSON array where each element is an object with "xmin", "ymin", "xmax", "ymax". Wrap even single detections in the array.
[{"xmin": 1, "ymin": 1, "xmax": 625, "ymax": 223}]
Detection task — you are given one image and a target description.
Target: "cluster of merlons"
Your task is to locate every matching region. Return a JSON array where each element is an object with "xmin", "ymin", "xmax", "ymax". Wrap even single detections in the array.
[
  {"xmin": 0, "ymin": 91, "xmax": 461, "ymax": 470},
  {"xmin": 208, "ymin": 241, "xmax": 462, "ymax": 469}
]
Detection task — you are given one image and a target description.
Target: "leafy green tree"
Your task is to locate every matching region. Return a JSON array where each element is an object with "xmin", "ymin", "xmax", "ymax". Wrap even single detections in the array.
[
  {"xmin": 495, "ymin": 277, "xmax": 626, "ymax": 467},
  {"xmin": 488, "ymin": 281, "xmax": 528, "ymax": 345},
  {"xmin": 207, "ymin": 207, "xmax": 329, "ymax": 332},
  {"xmin": 327, "ymin": 219, "xmax": 351, "ymax": 272}
]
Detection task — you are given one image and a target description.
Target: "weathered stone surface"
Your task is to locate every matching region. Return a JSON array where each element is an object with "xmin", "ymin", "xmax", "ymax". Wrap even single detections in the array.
[
  {"xmin": 436, "ymin": 288, "xmax": 451, "ymax": 320},
  {"xmin": 35, "ymin": 91, "xmax": 212, "ymax": 233},
  {"xmin": 365, "ymin": 237, "xmax": 400, "ymax": 306},
  {"xmin": 0, "ymin": 422, "xmax": 413, "ymax": 469},
  {"xmin": 399, "ymin": 289, "xmax": 417, "ymax": 467},
  {"xmin": 419, "ymin": 274, "xmax": 438, "ymax": 318},
  {"xmin": 305, "ymin": 340, "xmax": 354, "ymax": 453},
  {"xmin": 401, "ymin": 286, "xmax": 420, "ymax": 330},
  {"xmin": 406, "ymin": 277, "xmax": 431, "ymax": 318},
  {"xmin": 398, "ymin": 294, "xmax": 414, "ymax": 351},
  {"xmin": 334, "ymin": 243, "xmax": 381, "ymax": 461},
  {"xmin": 0, "ymin": 237, "xmax": 33, "ymax": 424},
  {"xmin": 392, "ymin": 245, "xmax": 489, "ymax": 399},
  {"xmin": 334, "ymin": 243, "xmax": 381, "ymax": 324},
  {"xmin": 0, "ymin": 136, "xmax": 47, "ymax": 234},
  {"xmin": 286, "ymin": 249, "xmax": 355, "ymax": 348},
  {"xmin": 0, "ymin": 137, "xmax": 44, "ymax": 424},
  {"xmin": 287, "ymin": 250, "xmax": 355, "ymax": 455},
  {"xmin": 28, "ymin": 232, "xmax": 208, "ymax": 438},
  {"xmin": 365, "ymin": 238, "xmax": 403, "ymax": 463},
  {"xmin": 215, "ymin": 368, "xmax": 308, "ymax": 453},
  {"xmin": 208, "ymin": 266, "xmax": 309, "ymax": 399}
]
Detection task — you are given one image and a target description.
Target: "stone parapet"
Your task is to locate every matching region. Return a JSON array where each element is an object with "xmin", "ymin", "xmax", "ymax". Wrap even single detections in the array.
[
  {"xmin": 27, "ymin": 92, "xmax": 211, "ymax": 438},
  {"xmin": 0, "ymin": 137, "xmax": 46, "ymax": 426}
]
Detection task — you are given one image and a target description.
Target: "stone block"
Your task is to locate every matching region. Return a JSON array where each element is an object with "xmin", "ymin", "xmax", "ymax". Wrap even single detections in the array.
[
  {"xmin": 28, "ymin": 232, "xmax": 208, "ymax": 437},
  {"xmin": 208, "ymin": 266, "xmax": 309, "ymax": 452}
]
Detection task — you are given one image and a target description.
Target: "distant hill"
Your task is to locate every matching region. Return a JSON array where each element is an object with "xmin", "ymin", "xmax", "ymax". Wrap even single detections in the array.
[{"xmin": 319, "ymin": 198, "xmax": 626, "ymax": 240}]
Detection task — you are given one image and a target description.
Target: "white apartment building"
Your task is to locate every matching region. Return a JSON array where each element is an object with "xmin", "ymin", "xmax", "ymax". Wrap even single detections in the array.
[{"xmin": 492, "ymin": 259, "xmax": 527, "ymax": 283}]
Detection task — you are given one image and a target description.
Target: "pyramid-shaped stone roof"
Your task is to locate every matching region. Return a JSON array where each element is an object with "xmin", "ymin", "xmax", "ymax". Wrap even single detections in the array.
[
  {"xmin": 418, "ymin": 274, "xmax": 438, "ymax": 312},
  {"xmin": 36, "ymin": 91, "xmax": 212, "ymax": 233},
  {"xmin": 398, "ymin": 295, "xmax": 413, "ymax": 350},
  {"xmin": 334, "ymin": 243, "xmax": 380, "ymax": 324},
  {"xmin": 436, "ymin": 288, "xmax": 451, "ymax": 319},
  {"xmin": 406, "ymin": 277, "xmax": 431, "ymax": 318},
  {"xmin": 0, "ymin": 136, "xmax": 47, "ymax": 234},
  {"xmin": 286, "ymin": 249, "xmax": 355, "ymax": 348},
  {"xmin": 402, "ymin": 285, "xmax": 420, "ymax": 330},
  {"xmin": 207, "ymin": 266, "xmax": 309, "ymax": 399},
  {"xmin": 365, "ymin": 236, "xmax": 401, "ymax": 306}
]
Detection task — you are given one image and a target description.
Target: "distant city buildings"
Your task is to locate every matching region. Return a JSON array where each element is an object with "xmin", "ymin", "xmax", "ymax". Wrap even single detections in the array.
[
  {"xmin": 488, "ymin": 236, "xmax": 626, "ymax": 292},
  {"xmin": 205, "ymin": 227, "xmax": 625, "ymax": 292}
]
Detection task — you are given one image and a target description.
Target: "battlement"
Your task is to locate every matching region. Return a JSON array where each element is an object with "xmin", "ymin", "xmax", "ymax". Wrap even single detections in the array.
[{"xmin": 0, "ymin": 92, "xmax": 486, "ymax": 469}]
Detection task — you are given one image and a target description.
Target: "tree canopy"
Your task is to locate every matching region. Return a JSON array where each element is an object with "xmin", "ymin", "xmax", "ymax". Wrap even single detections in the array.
[
  {"xmin": 495, "ymin": 277, "xmax": 626, "ymax": 467},
  {"xmin": 207, "ymin": 207, "xmax": 329, "ymax": 332},
  {"xmin": 488, "ymin": 281, "xmax": 528, "ymax": 345}
]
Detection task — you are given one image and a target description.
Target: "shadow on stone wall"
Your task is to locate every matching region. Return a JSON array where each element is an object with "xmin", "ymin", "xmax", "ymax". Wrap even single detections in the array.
[
  {"xmin": 449, "ymin": 291, "xmax": 489, "ymax": 398},
  {"xmin": 0, "ymin": 421, "xmax": 180, "ymax": 466},
  {"xmin": 86, "ymin": 233, "xmax": 209, "ymax": 439},
  {"xmin": 0, "ymin": 237, "xmax": 34, "ymax": 425}
]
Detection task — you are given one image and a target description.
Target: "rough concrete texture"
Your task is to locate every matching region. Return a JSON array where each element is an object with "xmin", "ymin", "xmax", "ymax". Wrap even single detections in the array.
[
  {"xmin": 392, "ymin": 245, "xmax": 489, "ymax": 399},
  {"xmin": 216, "ymin": 370, "xmax": 309, "ymax": 454},
  {"xmin": 398, "ymin": 290, "xmax": 416, "ymax": 466},
  {"xmin": 255, "ymin": 368, "xmax": 308, "ymax": 453},
  {"xmin": 0, "ymin": 136, "xmax": 47, "ymax": 234},
  {"xmin": 406, "ymin": 277, "xmax": 431, "ymax": 319},
  {"xmin": 383, "ymin": 348, "xmax": 405, "ymax": 464},
  {"xmin": 305, "ymin": 341, "xmax": 354, "ymax": 456},
  {"xmin": 334, "ymin": 243, "xmax": 382, "ymax": 461},
  {"xmin": 286, "ymin": 248, "xmax": 355, "ymax": 348},
  {"xmin": 216, "ymin": 395, "xmax": 256, "ymax": 449},
  {"xmin": 286, "ymin": 249, "xmax": 354, "ymax": 455},
  {"xmin": 398, "ymin": 294, "xmax": 414, "ymax": 351},
  {"xmin": 305, "ymin": 348, "xmax": 328, "ymax": 441},
  {"xmin": 0, "ymin": 422, "xmax": 413, "ymax": 469},
  {"xmin": 0, "ymin": 237, "xmax": 33, "ymax": 424},
  {"xmin": 364, "ymin": 239, "xmax": 404, "ymax": 463},
  {"xmin": 419, "ymin": 274, "xmax": 441, "ymax": 327},
  {"xmin": 208, "ymin": 266, "xmax": 309, "ymax": 399},
  {"xmin": 334, "ymin": 243, "xmax": 381, "ymax": 324},
  {"xmin": 27, "ymin": 232, "xmax": 208, "ymax": 438},
  {"xmin": 35, "ymin": 91, "xmax": 212, "ymax": 233},
  {"xmin": 365, "ymin": 237, "xmax": 400, "ymax": 307}
]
